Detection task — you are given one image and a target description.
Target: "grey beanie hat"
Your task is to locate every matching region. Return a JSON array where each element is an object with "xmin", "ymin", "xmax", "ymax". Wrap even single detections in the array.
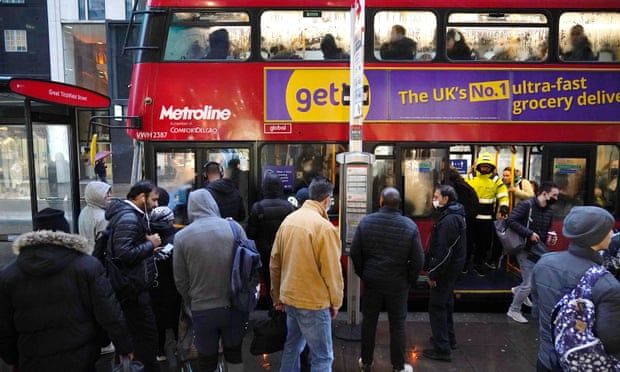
[{"xmin": 563, "ymin": 206, "xmax": 614, "ymax": 247}]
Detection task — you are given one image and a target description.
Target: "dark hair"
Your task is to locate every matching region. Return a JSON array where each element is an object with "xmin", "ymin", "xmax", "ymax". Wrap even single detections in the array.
[
  {"xmin": 203, "ymin": 161, "xmax": 223, "ymax": 176},
  {"xmin": 127, "ymin": 180, "xmax": 157, "ymax": 200},
  {"xmin": 157, "ymin": 187, "xmax": 170, "ymax": 207},
  {"xmin": 436, "ymin": 184, "xmax": 458, "ymax": 202},
  {"xmin": 447, "ymin": 29, "xmax": 472, "ymax": 60},
  {"xmin": 537, "ymin": 181, "xmax": 559, "ymax": 195},
  {"xmin": 209, "ymin": 28, "xmax": 230, "ymax": 50},
  {"xmin": 392, "ymin": 25, "xmax": 406, "ymax": 35},
  {"xmin": 381, "ymin": 187, "xmax": 401, "ymax": 208},
  {"xmin": 503, "ymin": 167, "xmax": 512, "ymax": 172},
  {"xmin": 309, "ymin": 178, "xmax": 334, "ymax": 202}
]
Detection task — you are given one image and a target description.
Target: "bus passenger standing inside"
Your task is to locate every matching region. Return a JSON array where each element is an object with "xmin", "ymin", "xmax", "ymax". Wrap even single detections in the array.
[
  {"xmin": 562, "ymin": 24, "xmax": 596, "ymax": 61},
  {"xmin": 270, "ymin": 178, "xmax": 343, "ymax": 372},
  {"xmin": 380, "ymin": 25, "xmax": 417, "ymax": 60},
  {"xmin": 423, "ymin": 185, "xmax": 467, "ymax": 362},
  {"xmin": 204, "ymin": 161, "xmax": 245, "ymax": 221},
  {"xmin": 321, "ymin": 34, "xmax": 348, "ymax": 60},
  {"xmin": 466, "ymin": 152, "xmax": 509, "ymax": 276},
  {"xmin": 502, "ymin": 167, "xmax": 535, "ymax": 206},
  {"xmin": 351, "ymin": 187, "xmax": 424, "ymax": 372},
  {"xmin": 446, "ymin": 29, "xmax": 472, "ymax": 60},
  {"xmin": 205, "ymin": 29, "xmax": 230, "ymax": 59}
]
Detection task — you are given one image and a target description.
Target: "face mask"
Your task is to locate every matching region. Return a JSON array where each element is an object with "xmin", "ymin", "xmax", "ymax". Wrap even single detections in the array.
[
  {"xmin": 432, "ymin": 200, "xmax": 441, "ymax": 209},
  {"xmin": 547, "ymin": 197, "xmax": 558, "ymax": 206}
]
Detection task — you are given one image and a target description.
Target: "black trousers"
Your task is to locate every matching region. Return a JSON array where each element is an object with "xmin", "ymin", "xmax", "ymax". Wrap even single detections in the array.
[
  {"xmin": 361, "ymin": 286, "xmax": 408, "ymax": 370},
  {"xmin": 472, "ymin": 219, "xmax": 495, "ymax": 266},
  {"xmin": 120, "ymin": 291, "xmax": 159, "ymax": 372},
  {"xmin": 428, "ymin": 275, "xmax": 458, "ymax": 354}
]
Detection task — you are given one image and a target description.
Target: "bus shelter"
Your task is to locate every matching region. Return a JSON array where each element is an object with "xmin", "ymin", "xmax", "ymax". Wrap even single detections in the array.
[{"xmin": 0, "ymin": 78, "xmax": 110, "ymax": 243}]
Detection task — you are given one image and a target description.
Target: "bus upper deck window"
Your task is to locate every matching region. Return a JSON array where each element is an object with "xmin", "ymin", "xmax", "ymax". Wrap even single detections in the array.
[
  {"xmin": 163, "ymin": 12, "xmax": 251, "ymax": 61},
  {"xmin": 446, "ymin": 12, "xmax": 549, "ymax": 62},
  {"xmin": 260, "ymin": 10, "xmax": 350, "ymax": 61},
  {"xmin": 559, "ymin": 12, "xmax": 620, "ymax": 63},
  {"xmin": 373, "ymin": 11, "xmax": 437, "ymax": 62}
]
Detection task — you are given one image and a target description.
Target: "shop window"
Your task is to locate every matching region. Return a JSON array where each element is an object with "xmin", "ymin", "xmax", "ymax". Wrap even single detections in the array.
[
  {"xmin": 559, "ymin": 12, "xmax": 620, "ymax": 62},
  {"xmin": 446, "ymin": 12, "xmax": 549, "ymax": 62},
  {"xmin": 261, "ymin": 10, "xmax": 350, "ymax": 61},
  {"xmin": 4, "ymin": 30, "xmax": 27, "ymax": 52},
  {"xmin": 0, "ymin": 125, "xmax": 30, "ymax": 235},
  {"xmin": 62, "ymin": 24, "xmax": 108, "ymax": 95},
  {"xmin": 402, "ymin": 147, "xmax": 446, "ymax": 217},
  {"xmin": 595, "ymin": 145, "xmax": 619, "ymax": 214},
  {"xmin": 373, "ymin": 11, "xmax": 437, "ymax": 61},
  {"xmin": 164, "ymin": 12, "xmax": 251, "ymax": 61}
]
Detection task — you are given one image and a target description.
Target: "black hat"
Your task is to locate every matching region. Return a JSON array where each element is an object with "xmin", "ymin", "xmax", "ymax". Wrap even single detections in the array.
[{"xmin": 34, "ymin": 208, "xmax": 70, "ymax": 233}]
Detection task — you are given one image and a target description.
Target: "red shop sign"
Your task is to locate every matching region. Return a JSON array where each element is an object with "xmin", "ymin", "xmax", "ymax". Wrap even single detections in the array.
[{"xmin": 9, "ymin": 79, "xmax": 110, "ymax": 109}]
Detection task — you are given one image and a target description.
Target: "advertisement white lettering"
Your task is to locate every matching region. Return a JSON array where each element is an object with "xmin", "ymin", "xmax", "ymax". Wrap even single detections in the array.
[{"xmin": 159, "ymin": 105, "xmax": 232, "ymax": 121}]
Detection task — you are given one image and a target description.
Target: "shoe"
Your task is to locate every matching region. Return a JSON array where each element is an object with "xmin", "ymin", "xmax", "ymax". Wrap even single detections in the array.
[
  {"xmin": 485, "ymin": 262, "xmax": 497, "ymax": 270},
  {"xmin": 156, "ymin": 355, "xmax": 168, "ymax": 362},
  {"xmin": 393, "ymin": 364, "xmax": 414, "ymax": 372},
  {"xmin": 473, "ymin": 265, "xmax": 487, "ymax": 277},
  {"xmin": 507, "ymin": 310, "xmax": 528, "ymax": 324},
  {"xmin": 429, "ymin": 336, "xmax": 457, "ymax": 350},
  {"xmin": 511, "ymin": 286, "xmax": 533, "ymax": 307},
  {"xmin": 100, "ymin": 342, "xmax": 115, "ymax": 355},
  {"xmin": 358, "ymin": 357, "xmax": 372, "ymax": 372},
  {"xmin": 422, "ymin": 349, "xmax": 452, "ymax": 362}
]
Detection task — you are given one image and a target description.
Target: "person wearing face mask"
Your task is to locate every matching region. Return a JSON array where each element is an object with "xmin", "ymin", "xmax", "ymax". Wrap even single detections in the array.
[
  {"xmin": 504, "ymin": 181, "xmax": 559, "ymax": 324},
  {"xmin": 466, "ymin": 152, "xmax": 510, "ymax": 276},
  {"xmin": 531, "ymin": 206, "xmax": 620, "ymax": 371},
  {"xmin": 78, "ymin": 181, "xmax": 112, "ymax": 249},
  {"xmin": 270, "ymin": 178, "xmax": 344, "ymax": 372},
  {"xmin": 351, "ymin": 187, "xmax": 424, "ymax": 372},
  {"xmin": 422, "ymin": 185, "xmax": 467, "ymax": 363},
  {"xmin": 105, "ymin": 180, "xmax": 162, "ymax": 372}
]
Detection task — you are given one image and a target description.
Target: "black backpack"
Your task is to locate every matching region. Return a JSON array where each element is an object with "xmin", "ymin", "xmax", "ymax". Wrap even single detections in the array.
[
  {"xmin": 452, "ymin": 181, "xmax": 480, "ymax": 219},
  {"xmin": 93, "ymin": 229, "xmax": 134, "ymax": 297}
]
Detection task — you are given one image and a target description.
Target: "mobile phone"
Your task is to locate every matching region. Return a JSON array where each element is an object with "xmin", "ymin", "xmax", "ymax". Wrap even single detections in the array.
[{"xmin": 162, "ymin": 243, "xmax": 173, "ymax": 254}]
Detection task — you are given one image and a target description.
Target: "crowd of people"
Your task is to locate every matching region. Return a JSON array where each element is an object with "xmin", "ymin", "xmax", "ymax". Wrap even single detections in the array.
[{"xmin": 1, "ymin": 153, "xmax": 619, "ymax": 372}]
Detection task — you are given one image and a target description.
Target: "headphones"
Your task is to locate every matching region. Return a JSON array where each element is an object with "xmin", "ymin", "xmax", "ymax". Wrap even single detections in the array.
[{"xmin": 203, "ymin": 161, "xmax": 224, "ymax": 178}]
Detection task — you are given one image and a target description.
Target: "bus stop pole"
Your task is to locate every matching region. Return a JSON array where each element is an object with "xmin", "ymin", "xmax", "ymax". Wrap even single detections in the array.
[{"xmin": 24, "ymin": 98, "xmax": 39, "ymax": 228}]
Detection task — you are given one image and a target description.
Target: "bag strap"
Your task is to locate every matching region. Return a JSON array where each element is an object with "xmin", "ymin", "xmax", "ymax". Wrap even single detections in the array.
[
  {"xmin": 574, "ymin": 265, "xmax": 609, "ymax": 300},
  {"xmin": 227, "ymin": 218, "xmax": 242, "ymax": 245},
  {"xmin": 525, "ymin": 200, "xmax": 533, "ymax": 229}
]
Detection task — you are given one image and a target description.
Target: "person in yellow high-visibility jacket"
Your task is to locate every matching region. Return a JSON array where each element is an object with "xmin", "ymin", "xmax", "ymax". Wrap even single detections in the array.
[{"xmin": 466, "ymin": 152, "xmax": 509, "ymax": 276}]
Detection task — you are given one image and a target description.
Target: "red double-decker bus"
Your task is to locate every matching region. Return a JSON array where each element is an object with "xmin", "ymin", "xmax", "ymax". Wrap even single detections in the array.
[{"xmin": 126, "ymin": 0, "xmax": 620, "ymax": 297}]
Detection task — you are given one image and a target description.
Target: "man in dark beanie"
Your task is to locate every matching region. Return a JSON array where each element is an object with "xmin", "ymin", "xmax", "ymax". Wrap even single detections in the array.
[
  {"xmin": 532, "ymin": 206, "xmax": 620, "ymax": 372},
  {"xmin": 0, "ymin": 208, "xmax": 133, "ymax": 371}
]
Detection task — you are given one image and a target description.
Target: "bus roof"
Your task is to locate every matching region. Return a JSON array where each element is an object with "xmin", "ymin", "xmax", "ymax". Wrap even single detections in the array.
[{"xmin": 146, "ymin": 0, "xmax": 620, "ymax": 9}]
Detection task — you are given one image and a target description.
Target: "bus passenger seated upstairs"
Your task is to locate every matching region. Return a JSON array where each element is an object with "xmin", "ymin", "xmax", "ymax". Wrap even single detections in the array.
[
  {"xmin": 321, "ymin": 34, "xmax": 348, "ymax": 60},
  {"xmin": 563, "ymin": 24, "xmax": 596, "ymax": 61},
  {"xmin": 446, "ymin": 29, "xmax": 472, "ymax": 61},
  {"xmin": 380, "ymin": 25, "xmax": 416, "ymax": 60},
  {"xmin": 205, "ymin": 29, "xmax": 230, "ymax": 60}
]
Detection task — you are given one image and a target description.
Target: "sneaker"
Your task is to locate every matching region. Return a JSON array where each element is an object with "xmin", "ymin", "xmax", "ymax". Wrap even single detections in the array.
[
  {"xmin": 473, "ymin": 265, "xmax": 487, "ymax": 277},
  {"xmin": 156, "ymin": 355, "xmax": 168, "ymax": 362},
  {"xmin": 511, "ymin": 286, "xmax": 533, "ymax": 307},
  {"xmin": 422, "ymin": 349, "xmax": 452, "ymax": 362},
  {"xmin": 393, "ymin": 364, "xmax": 414, "ymax": 372},
  {"xmin": 485, "ymin": 262, "xmax": 497, "ymax": 270},
  {"xmin": 100, "ymin": 342, "xmax": 115, "ymax": 355},
  {"xmin": 358, "ymin": 357, "xmax": 372, "ymax": 372},
  {"xmin": 507, "ymin": 310, "xmax": 528, "ymax": 324}
]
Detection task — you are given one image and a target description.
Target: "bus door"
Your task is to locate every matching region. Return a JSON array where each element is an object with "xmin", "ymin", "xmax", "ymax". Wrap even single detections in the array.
[{"xmin": 542, "ymin": 145, "xmax": 597, "ymax": 219}]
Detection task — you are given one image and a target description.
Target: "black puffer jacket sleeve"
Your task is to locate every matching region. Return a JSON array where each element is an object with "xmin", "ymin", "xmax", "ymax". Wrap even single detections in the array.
[
  {"xmin": 428, "ymin": 214, "xmax": 462, "ymax": 281},
  {"xmin": 506, "ymin": 200, "xmax": 533, "ymax": 239},
  {"xmin": 407, "ymin": 228, "xmax": 424, "ymax": 285},
  {"xmin": 593, "ymin": 274, "xmax": 620, "ymax": 357},
  {"xmin": 0, "ymin": 273, "xmax": 18, "ymax": 365},
  {"xmin": 87, "ymin": 259, "xmax": 133, "ymax": 354},
  {"xmin": 112, "ymin": 212, "xmax": 154, "ymax": 267}
]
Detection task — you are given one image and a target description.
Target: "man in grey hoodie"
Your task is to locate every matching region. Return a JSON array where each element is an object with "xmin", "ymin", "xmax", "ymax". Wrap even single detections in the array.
[
  {"xmin": 173, "ymin": 189, "xmax": 246, "ymax": 372},
  {"xmin": 78, "ymin": 181, "xmax": 111, "ymax": 247}
]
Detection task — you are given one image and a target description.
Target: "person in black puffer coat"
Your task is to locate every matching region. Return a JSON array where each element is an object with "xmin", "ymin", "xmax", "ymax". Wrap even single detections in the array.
[
  {"xmin": 423, "ymin": 185, "xmax": 467, "ymax": 362},
  {"xmin": 105, "ymin": 180, "xmax": 162, "ymax": 372},
  {"xmin": 351, "ymin": 187, "xmax": 424, "ymax": 372},
  {"xmin": 0, "ymin": 208, "xmax": 132, "ymax": 371},
  {"xmin": 247, "ymin": 173, "xmax": 295, "ymax": 305},
  {"xmin": 149, "ymin": 206, "xmax": 182, "ymax": 362},
  {"xmin": 204, "ymin": 161, "xmax": 246, "ymax": 221}
]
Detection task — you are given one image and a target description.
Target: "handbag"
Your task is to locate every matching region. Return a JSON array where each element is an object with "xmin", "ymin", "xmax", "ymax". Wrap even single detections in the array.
[
  {"xmin": 250, "ymin": 310, "xmax": 287, "ymax": 355},
  {"xmin": 495, "ymin": 202, "xmax": 533, "ymax": 256}
]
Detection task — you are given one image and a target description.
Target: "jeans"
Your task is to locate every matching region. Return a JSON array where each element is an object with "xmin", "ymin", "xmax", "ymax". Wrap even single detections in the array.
[
  {"xmin": 119, "ymin": 291, "xmax": 159, "ymax": 372},
  {"xmin": 361, "ymin": 287, "xmax": 408, "ymax": 369},
  {"xmin": 280, "ymin": 305, "xmax": 334, "ymax": 372},
  {"xmin": 428, "ymin": 274, "xmax": 457, "ymax": 354},
  {"xmin": 192, "ymin": 307, "xmax": 247, "ymax": 371},
  {"xmin": 509, "ymin": 251, "xmax": 535, "ymax": 313}
]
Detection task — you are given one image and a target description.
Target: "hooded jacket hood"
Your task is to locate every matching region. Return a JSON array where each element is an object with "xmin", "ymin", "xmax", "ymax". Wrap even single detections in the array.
[
  {"xmin": 12, "ymin": 230, "xmax": 90, "ymax": 276},
  {"xmin": 262, "ymin": 173, "xmax": 284, "ymax": 198},
  {"xmin": 188, "ymin": 189, "xmax": 221, "ymax": 222},
  {"xmin": 207, "ymin": 178, "xmax": 237, "ymax": 195},
  {"xmin": 84, "ymin": 181, "xmax": 110, "ymax": 209}
]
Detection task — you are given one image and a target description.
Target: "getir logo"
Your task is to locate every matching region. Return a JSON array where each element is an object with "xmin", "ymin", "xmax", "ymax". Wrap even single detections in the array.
[
  {"xmin": 159, "ymin": 105, "xmax": 231, "ymax": 121},
  {"xmin": 285, "ymin": 69, "xmax": 370, "ymax": 122}
]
